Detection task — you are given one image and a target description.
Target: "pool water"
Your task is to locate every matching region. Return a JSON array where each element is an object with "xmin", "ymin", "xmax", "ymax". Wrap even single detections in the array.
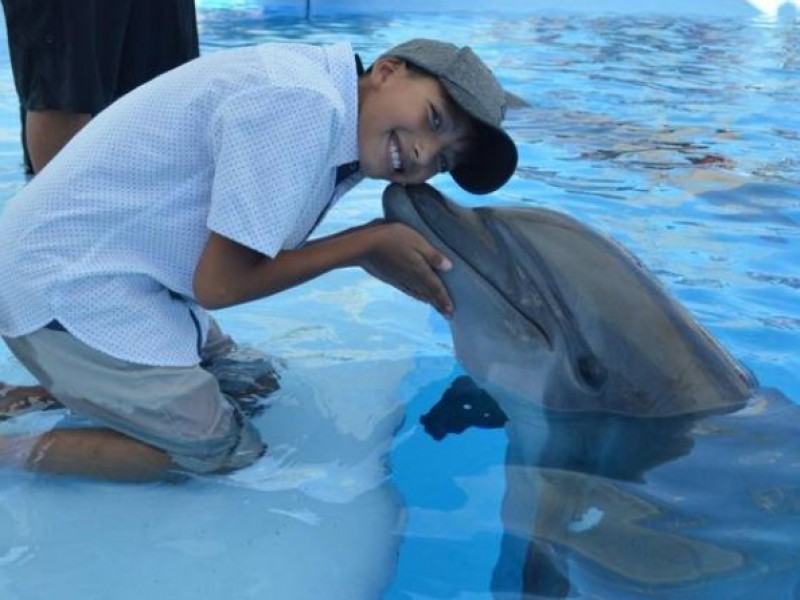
[{"xmin": 1, "ymin": 2, "xmax": 799, "ymax": 599}]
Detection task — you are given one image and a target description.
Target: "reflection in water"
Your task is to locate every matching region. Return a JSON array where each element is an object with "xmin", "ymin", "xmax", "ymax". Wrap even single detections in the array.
[
  {"xmin": 426, "ymin": 378, "xmax": 800, "ymax": 598},
  {"xmin": 498, "ymin": 393, "xmax": 787, "ymax": 597},
  {"xmin": 501, "ymin": 13, "xmax": 800, "ymax": 199},
  {"xmin": 695, "ymin": 182, "xmax": 800, "ymax": 226}
]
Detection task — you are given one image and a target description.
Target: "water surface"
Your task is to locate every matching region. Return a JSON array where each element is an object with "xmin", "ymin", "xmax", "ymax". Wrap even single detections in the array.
[{"xmin": 1, "ymin": 3, "xmax": 798, "ymax": 599}]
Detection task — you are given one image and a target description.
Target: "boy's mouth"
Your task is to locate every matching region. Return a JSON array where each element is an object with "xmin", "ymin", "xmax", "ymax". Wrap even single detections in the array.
[{"xmin": 389, "ymin": 133, "xmax": 404, "ymax": 173}]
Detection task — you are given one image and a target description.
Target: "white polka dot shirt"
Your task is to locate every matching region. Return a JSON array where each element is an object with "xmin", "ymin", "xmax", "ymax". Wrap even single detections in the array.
[{"xmin": 0, "ymin": 42, "xmax": 362, "ymax": 366}]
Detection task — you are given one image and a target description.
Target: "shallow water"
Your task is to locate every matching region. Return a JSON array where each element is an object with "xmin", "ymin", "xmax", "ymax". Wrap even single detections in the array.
[{"xmin": 1, "ymin": 2, "xmax": 799, "ymax": 599}]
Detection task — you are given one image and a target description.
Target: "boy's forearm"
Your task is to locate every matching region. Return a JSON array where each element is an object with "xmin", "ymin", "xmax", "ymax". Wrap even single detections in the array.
[{"xmin": 193, "ymin": 226, "xmax": 380, "ymax": 309}]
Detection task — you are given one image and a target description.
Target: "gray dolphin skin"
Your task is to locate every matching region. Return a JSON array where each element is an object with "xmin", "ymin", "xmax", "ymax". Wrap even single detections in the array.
[
  {"xmin": 383, "ymin": 183, "xmax": 800, "ymax": 598},
  {"xmin": 382, "ymin": 183, "xmax": 755, "ymax": 419}
]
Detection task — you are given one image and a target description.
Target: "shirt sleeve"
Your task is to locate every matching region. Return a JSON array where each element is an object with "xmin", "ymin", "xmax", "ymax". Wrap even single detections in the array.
[{"xmin": 206, "ymin": 85, "xmax": 341, "ymax": 257}]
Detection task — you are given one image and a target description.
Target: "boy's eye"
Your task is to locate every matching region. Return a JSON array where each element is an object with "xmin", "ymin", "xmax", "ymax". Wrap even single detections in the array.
[{"xmin": 430, "ymin": 106, "xmax": 442, "ymax": 131}]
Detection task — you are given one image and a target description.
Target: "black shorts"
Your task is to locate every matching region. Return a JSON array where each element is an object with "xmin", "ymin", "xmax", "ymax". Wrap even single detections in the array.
[{"xmin": 2, "ymin": 0, "xmax": 199, "ymax": 114}]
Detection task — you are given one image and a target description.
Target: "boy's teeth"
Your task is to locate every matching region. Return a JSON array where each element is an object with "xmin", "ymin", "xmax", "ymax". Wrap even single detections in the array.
[{"xmin": 390, "ymin": 140, "xmax": 401, "ymax": 171}]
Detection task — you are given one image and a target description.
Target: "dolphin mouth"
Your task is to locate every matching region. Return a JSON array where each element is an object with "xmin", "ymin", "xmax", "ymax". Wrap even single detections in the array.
[{"xmin": 383, "ymin": 184, "xmax": 553, "ymax": 350}]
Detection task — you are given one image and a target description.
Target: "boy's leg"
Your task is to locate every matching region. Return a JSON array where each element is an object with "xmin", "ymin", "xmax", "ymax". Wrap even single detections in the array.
[
  {"xmin": 0, "ymin": 428, "xmax": 176, "ymax": 483},
  {"xmin": 3, "ymin": 327, "xmax": 265, "ymax": 482},
  {"xmin": 0, "ymin": 316, "xmax": 279, "ymax": 422},
  {"xmin": 201, "ymin": 317, "xmax": 280, "ymax": 411}
]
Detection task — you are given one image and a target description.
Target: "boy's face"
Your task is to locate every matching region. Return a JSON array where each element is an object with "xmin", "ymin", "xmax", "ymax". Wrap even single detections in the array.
[{"xmin": 358, "ymin": 59, "xmax": 475, "ymax": 184}]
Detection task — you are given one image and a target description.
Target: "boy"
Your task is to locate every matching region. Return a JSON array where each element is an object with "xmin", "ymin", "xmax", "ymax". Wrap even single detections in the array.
[{"xmin": 0, "ymin": 38, "xmax": 518, "ymax": 481}]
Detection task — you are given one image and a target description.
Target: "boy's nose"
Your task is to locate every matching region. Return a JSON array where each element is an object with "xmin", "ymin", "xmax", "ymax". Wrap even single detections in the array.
[{"xmin": 412, "ymin": 136, "xmax": 441, "ymax": 172}]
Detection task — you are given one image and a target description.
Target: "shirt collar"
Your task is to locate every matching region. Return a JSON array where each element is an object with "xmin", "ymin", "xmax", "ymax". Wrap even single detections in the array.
[{"xmin": 327, "ymin": 42, "xmax": 361, "ymax": 170}]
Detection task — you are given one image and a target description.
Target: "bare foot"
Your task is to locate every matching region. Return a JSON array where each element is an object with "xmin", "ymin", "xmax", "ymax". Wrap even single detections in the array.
[{"xmin": 0, "ymin": 382, "xmax": 62, "ymax": 420}]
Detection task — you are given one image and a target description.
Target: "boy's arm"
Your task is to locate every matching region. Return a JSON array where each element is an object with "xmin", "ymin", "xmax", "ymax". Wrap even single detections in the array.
[{"xmin": 193, "ymin": 221, "xmax": 454, "ymax": 316}]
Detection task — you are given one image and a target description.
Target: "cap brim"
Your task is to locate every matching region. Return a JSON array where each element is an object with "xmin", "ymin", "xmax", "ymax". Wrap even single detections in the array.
[{"xmin": 452, "ymin": 123, "xmax": 517, "ymax": 195}]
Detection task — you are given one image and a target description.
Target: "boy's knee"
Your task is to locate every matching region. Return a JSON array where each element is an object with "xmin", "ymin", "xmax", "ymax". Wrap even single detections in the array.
[{"xmin": 169, "ymin": 415, "xmax": 265, "ymax": 474}]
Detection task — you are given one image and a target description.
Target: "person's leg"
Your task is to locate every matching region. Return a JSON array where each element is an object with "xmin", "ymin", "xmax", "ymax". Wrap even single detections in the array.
[
  {"xmin": 115, "ymin": 0, "xmax": 199, "ymax": 98},
  {"xmin": 2, "ymin": 428, "xmax": 176, "ymax": 482},
  {"xmin": 24, "ymin": 110, "xmax": 91, "ymax": 173},
  {"xmin": 0, "ymin": 316, "xmax": 280, "ymax": 423},
  {"xmin": 1, "ymin": 0, "xmax": 125, "ymax": 173},
  {"xmin": 3, "ymin": 327, "xmax": 265, "ymax": 482},
  {"xmin": 18, "ymin": 106, "xmax": 33, "ymax": 175},
  {"xmin": 200, "ymin": 316, "xmax": 280, "ymax": 414},
  {"xmin": 0, "ymin": 381, "xmax": 59, "ymax": 418},
  {"xmin": 22, "ymin": 0, "xmax": 122, "ymax": 172}
]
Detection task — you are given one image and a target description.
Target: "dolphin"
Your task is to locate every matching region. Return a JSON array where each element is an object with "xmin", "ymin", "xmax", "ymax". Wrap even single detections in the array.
[
  {"xmin": 382, "ymin": 183, "xmax": 800, "ymax": 597},
  {"xmin": 382, "ymin": 182, "xmax": 756, "ymax": 420}
]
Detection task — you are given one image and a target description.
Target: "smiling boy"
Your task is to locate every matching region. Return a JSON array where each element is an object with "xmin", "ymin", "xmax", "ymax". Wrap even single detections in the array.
[{"xmin": 0, "ymin": 38, "xmax": 517, "ymax": 481}]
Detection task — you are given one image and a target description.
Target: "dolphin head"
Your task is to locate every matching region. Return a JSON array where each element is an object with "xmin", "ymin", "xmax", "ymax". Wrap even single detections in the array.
[{"xmin": 383, "ymin": 183, "xmax": 756, "ymax": 417}]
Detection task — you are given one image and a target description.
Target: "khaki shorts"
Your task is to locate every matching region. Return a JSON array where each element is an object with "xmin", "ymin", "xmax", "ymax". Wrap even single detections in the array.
[{"xmin": 3, "ymin": 322, "xmax": 265, "ymax": 474}]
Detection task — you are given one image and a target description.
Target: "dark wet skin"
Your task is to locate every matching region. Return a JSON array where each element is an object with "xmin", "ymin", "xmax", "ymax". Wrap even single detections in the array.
[{"xmin": 0, "ymin": 383, "xmax": 61, "ymax": 420}]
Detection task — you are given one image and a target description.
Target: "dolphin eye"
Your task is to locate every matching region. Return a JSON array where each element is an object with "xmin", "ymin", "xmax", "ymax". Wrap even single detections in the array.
[{"xmin": 577, "ymin": 355, "xmax": 606, "ymax": 389}]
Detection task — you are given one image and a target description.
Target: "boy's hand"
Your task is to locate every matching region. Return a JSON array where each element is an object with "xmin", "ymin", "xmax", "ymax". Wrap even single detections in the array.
[{"xmin": 359, "ymin": 221, "xmax": 454, "ymax": 317}]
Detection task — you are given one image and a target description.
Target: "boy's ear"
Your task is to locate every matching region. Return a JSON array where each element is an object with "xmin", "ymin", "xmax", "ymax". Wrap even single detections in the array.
[{"xmin": 370, "ymin": 57, "xmax": 405, "ymax": 85}]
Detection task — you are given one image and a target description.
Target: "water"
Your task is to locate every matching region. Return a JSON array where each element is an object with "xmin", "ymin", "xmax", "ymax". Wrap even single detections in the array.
[{"xmin": 1, "ymin": 2, "xmax": 799, "ymax": 599}]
